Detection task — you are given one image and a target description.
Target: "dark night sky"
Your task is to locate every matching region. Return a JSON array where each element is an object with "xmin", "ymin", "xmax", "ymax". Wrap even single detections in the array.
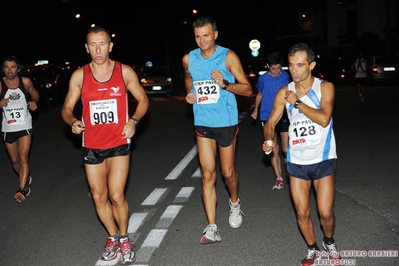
[
  {"xmin": 0, "ymin": 1, "xmax": 297, "ymax": 68},
  {"xmin": 1, "ymin": 1, "xmax": 197, "ymax": 66}
]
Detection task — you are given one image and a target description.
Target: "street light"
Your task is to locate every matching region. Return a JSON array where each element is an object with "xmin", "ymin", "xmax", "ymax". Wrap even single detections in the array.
[{"xmin": 249, "ymin": 39, "xmax": 261, "ymax": 57}]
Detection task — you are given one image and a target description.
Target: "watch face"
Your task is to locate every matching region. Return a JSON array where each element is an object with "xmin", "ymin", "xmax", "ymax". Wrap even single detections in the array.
[
  {"xmin": 132, "ymin": 118, "xmax": 139, "ymax": 125},
  {"xmin": 223, "ymin": 79, "xmax": 229, "ymax": 88}
]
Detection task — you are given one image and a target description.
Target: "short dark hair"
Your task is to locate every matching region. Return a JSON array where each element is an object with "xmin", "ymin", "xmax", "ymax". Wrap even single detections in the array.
[
  {"xmin": 86, "ymin": 26, "xmax": 112, "ymax": 43},
  {"xmin": 288, "ymin": 43, "xmax": 316, "ymax": 64},
  {"xmin": 1, "ymin": 55, "xmax": 23, "ymax": 73},
  {"xmin": 267, "ymin": 52, "xmax": 283, "ymax": 66},
  {"xmin": 192, "ymin": 16, "xmax": 218, "ymax": 31}
]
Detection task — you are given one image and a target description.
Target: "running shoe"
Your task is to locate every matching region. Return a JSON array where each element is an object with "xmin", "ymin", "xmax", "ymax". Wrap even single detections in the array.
[
  {"xmin": 322, "ymin": 241, "xmax": 342, "ymax": 260},
  {"xmin": 25, "ymin": 176, "xmax": 32, "ymax": 197},
  {"xmin": 100, "ymin": 237, "xmax": 120, "ymax": 261},
  {"xmin": 14, "ymin": 188, "xmax": 29, "ymax": 203},
  {"xmin": 229, "ymin": 198, "xmax": 244, "ymax": 228},
  {"xmin": 301, "ymin": 248, "xmax": 320, "ymax": 266},
  {"xmin": 119, "ymin": 237, "xmax": 137, "ymax": 264},
  {"xmin": 200, "ymin": 224, "xmax": 221, "ymax": 245},
  {"xmin": 272, "ymin": 179, "xmax": 284, "ymax": 190},
  {"xmin": 26, "ymin": 176, "xmax": 32, "ymax": 187}
]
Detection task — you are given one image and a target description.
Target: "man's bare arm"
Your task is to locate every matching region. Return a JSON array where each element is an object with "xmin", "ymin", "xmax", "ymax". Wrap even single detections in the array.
[{"xmin": 61, "ymin": 68, "xmax": 85, "ymax": 133}]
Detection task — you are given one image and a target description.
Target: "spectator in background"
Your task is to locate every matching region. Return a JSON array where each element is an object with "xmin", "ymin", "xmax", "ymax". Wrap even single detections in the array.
[
  {"xmin": 251, "ymin": 52, "xmax": 290, "ymax": 190},
  {"xmin": 351, "ymin": 52, "xmax": 367, "ymax": 102}
]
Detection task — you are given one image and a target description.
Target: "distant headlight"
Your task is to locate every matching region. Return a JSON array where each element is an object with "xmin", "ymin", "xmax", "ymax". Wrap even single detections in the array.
[
  {"xmin": 45, "ymin": 83, "xmax": 52, "ymax": 88},
  {"xmin": 258, "ymin": 71, "xmax": 266, "ymax": 76}
]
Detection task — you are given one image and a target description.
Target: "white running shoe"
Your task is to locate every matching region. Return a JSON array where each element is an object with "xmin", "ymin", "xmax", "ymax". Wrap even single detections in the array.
[
  {"xmin": 229, "ymin": 198, "xmax": 244, "ymax": 228},
  {"xmin": 272, "ymin": 179, "xmax": 284, "ymax": 190},
  {"xmin": 100, "ymin": 237, "xmax": 120, "ymax": 261},
  {"xmin": 322, "ymin": 241, "xmax": 342, "ymax": 260},
  {"xmin": 25, "ymin": 176, "xmax": 32, "ymax": 196},
  {"xmin": 200, "ymin": 224, "xmax": 221, "ymax": 245},
  {"xmin": 301, "ymin": 248, "xmax": 320, "ymax": 266},
  {"xmin": 119, "ymin": 237, "xmax": 137, "ymax": 264}
]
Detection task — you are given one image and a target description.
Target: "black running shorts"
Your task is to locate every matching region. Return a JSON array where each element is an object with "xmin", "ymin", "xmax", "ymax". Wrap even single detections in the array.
[
  {"xmin": 195, "ymin": 125, "xmax": 239, "ymax": 147},
  {"xmin": 261, "ymin": 112, "xmax": 289, "ymax": 133},
  {"xmin": 2, "ymin": 129, "xmax": 33, "ymax": 144},
  {"xmin": 82, "ymin": 144, "xmax": 131, "ymax": 164}
]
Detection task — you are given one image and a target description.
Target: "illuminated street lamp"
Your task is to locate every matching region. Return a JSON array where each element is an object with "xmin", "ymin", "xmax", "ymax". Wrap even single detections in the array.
[{"xmin": 249, "ymin": 39, "xmax": 261, "ymax": 57}]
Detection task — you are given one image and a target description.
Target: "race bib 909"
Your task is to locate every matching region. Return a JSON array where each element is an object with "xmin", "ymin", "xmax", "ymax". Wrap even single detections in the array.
[{"xmin": 89, "ymin": 99, "xmax": 119, "ymax": 125}]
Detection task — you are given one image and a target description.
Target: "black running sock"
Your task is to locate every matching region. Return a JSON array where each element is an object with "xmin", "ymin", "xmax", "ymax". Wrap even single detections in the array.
[
  {"xmin": 308, "ymin": 243, "xmax": 320, "ymax": 250},
  {"xmin": 112, "ymin": 233, "xmax": 121, "ymax": 239},
  {"xmin": 324, "ymin": 236, "xmax": 335, "ymax": 245},
  {"xmin": 119, "ymin": 234, "xmax": 128, "ymax": 240}
]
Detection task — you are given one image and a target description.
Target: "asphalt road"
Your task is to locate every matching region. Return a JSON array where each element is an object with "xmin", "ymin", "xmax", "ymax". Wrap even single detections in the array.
[{"xmin": 0, "ymin": 82, "xmax": 398, "ymax": 266}]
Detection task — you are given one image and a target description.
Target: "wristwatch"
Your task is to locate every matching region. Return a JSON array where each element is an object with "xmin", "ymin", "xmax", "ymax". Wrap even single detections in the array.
[
  {"xmin": 294, "ymin": 100, "xmax": 302, "ymax": 108},
  {"xmin": 222, "ymin": 79, "xmax": 230, "ymax": 89},
  {"xmin": 131, "ymin": 117, "xmax": 139, "ymax": 125}
]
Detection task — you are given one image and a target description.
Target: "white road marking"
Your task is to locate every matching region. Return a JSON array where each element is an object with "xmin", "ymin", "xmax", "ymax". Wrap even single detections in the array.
[
  {"xmin": 137, "ymin": 229, "xmax": 168, "ymax": 263},
  {"xmin": 192, "ymin": 167, "xmax": 201, "ymax": 178},
  {"xmin": 141, "ymin": 228, "xmax": 167, "ymax": 247},
  {"xmin": 165, "ymin": 145, "xmax": 197, "ymax": 180},
  {"xmin": 160, "ymin": 205, "xmax": 182, "ymax": 219},
  {"xmin": 174, "ymin": 186, "xmax": 195, "ymax": 202},
  {"xmin": 128, "ymin": 212, "xmax": 150, "ymax": 234},
  {"xmin": 156, "ymin": 205, "xmax": 183, "ymax": 229},
  {"xmin": 141, "ymin": 188, "xmax": 168, "ymax": 205},
  {"xmin": 130, "ymin": 188, "xmax": 194, "ymax": 264}
]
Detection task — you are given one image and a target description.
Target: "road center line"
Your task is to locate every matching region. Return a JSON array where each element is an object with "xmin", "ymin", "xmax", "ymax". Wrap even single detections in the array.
[
  {"xmin": 141, "ymin": 188, "xmax": 168, "ymax": 205},
  {"xmin": 164, "ymin": 145, "xmax": 198, "ymax": 180}
]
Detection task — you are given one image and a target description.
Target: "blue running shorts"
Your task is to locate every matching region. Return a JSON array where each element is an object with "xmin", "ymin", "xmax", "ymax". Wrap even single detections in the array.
[{"xmin": 287, "ymin": 159, "xmax": 336, "ymax": 180}]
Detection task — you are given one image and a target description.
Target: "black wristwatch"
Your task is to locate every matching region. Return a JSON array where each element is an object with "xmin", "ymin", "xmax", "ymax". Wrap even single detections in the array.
[
  {"xmin": 294, "ymin": 100, "xmax": 302, "ymax": 108},
  {"xmin": 222, "ymin": 79, "xmax": 230, "ymax": 89},
  {"xmin": 131, "ymin": 117, "xmax": 139, "ymax": 125}
]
